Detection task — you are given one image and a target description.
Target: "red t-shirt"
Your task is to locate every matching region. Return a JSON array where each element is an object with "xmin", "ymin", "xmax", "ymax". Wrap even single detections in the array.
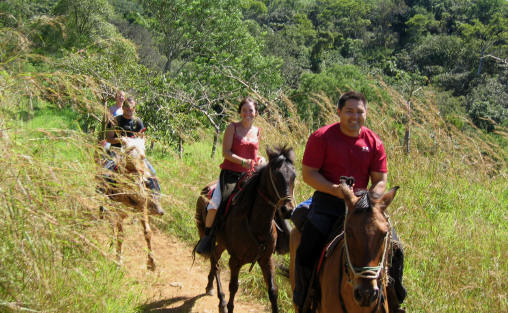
[
  {"xmin": 302, "ymin": 123, "xmax": 387, "ymax": 191},
  {"xmin": 220, "ymin": 123, "xmax": 260, "ymax": 173}
]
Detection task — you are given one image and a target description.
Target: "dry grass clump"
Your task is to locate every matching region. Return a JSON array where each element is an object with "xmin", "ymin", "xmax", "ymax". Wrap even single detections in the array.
[{"xmin": 0, "ymin": 128, "xmax": 141, "ymax": 312}]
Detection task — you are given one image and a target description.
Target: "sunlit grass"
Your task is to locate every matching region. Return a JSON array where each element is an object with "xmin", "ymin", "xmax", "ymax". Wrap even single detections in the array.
[{"xmin": 1, "ymin": 47, "xmax": 506, "ymax": 312}]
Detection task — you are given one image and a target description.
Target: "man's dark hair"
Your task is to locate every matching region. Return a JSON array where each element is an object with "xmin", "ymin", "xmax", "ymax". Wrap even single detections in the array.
[
  {"xmin": 337, "ymin": 91, "xmax": 367, "ymax": 110},
  {"xmin": 237, "ymin": 97, "xmax": 258, "ymax": 113},
  {"xmin": 124, "ymin": 97, "xmax": 136, "ymax": 107}
]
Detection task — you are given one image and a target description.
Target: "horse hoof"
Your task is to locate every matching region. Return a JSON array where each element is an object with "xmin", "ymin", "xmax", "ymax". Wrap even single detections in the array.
[
  {"xmin": 147, "ymin": 260, "xmax": 156, "ymax": 271},
  {"xmin": 206, "ymin": 287, "xmax": 215, "ymax": 296}
]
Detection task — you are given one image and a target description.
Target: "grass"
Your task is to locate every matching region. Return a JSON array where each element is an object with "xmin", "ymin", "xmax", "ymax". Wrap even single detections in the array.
[
  {"xmin": 0, "ymin": 109, "xmax": 143, "ymax": 312},
  {"xmin": 1, "ymin": 58, "xmax": 507, "ymax": 313}
]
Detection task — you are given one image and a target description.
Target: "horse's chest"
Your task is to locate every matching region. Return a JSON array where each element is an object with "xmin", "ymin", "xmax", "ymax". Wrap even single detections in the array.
[{"xmin": 225, "ymin": 228, "xmax": 275, "ymax": 261}]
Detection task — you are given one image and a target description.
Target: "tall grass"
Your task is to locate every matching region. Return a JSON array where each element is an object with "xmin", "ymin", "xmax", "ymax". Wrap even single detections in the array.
[
  {"xmin": 0, "ymin": 107, "xmax": 142, "ymax": 313},
  {"xmin": 1, "ymin": 26, "xmax": 506, "ymax": 312},
  {"xmin": 145, "ymin": 82, "xmax": 507, "ymax": 312}
]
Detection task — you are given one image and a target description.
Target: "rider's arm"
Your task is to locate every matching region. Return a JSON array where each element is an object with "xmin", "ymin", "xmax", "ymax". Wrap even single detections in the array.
[
  {"xmin": 106, "ymin": 126, "xmax": 121, "ymax": 145},
  {"xmin": 302, "ymin": 164, "xmax": 345, "ymax": 199},
  {"xmin": 222, "ymin": 123, "xmax": 250, "ymax": 168},
  {"xmin": 135, "ymin": 119, "xmax": 146, "ymax": 138},
  {"xmin": 369, "ymin": 171, "xmax": 387, "ymax": 198}
]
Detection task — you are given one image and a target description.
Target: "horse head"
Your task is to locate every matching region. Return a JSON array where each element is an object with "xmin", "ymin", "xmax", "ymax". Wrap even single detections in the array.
[
  {"xmin": 340, "ymin": 183, "xmax": 399, "ymax": 307},
  {"xmin": 264, "ymin": 145, "xmax": 297, "ymax": 212},
  {"xmin": 120, "ymin": 137, "xmax": 146, "ymax": 173},
  {"xmin": 114, "ymin": 136, "xmax": 164, "ymax": 216}
]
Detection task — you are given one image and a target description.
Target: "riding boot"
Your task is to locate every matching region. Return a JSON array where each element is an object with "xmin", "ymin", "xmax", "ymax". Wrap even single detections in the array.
[
  {"xmin": 388, "ymin": 239, "xmax": 406, "ymax": 312},
  {"xmin": 293, "ymin": 259, "xmax": 313, "ymax": 313},
  {"xmin": 196, "ymin": 227, "xmax": 215, "ymax": 256}
]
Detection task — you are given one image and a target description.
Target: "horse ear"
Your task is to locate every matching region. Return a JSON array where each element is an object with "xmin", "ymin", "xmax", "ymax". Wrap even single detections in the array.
[
  {"xmin": 287, "ymin": 148, "xmax": 295, "ymax": 163},
  {"xmin": 266, "ymin": 146, "xmax": 277, "ymax": 161},
  {"xmin": 379, "ymin": 186, "xmax": 399, "ymax": 211},
  {"xmin": 339, "ymin": 183, "xmax": 357, "ymax": 208}
]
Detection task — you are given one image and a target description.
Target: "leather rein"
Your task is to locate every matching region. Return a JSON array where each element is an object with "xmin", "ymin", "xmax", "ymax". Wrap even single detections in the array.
[
  {"xmin": 248, "ymin": 163, "xmax": 294, "ymax": 271},
  {"xmin": 257, "ymin": 164, "xmax": 294, "ymax": 210}
]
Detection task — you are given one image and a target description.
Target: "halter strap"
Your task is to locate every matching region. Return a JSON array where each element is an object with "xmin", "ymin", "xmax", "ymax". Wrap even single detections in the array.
[
  {"xmin": 343, "ymin": 205, "xmax": 392, "ymax": 281},
  {"xmin": 257, "ymin": 165, "xmax": 294, "ymax": 210}
]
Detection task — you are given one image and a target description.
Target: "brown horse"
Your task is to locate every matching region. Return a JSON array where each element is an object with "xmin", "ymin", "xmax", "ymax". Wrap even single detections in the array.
[
  {"xmin": 195, "ymin": 146, "xmax": 296, "ymax": 313},
  {"xmin": 97, "ymin": 137, "xmax": 164, "ymax": 270},
  {"xmin": 290, "ymin": 183, "xmax": 399, "ymax": 313}
]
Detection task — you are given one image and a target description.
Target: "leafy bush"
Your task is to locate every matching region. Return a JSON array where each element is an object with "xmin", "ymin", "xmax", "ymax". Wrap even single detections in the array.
[{"xmin": 466, "ymin": 75, "xmax": 508, "ymax": 132}]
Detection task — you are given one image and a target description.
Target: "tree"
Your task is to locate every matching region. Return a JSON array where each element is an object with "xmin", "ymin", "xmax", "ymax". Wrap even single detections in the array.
[
  {"xmin": 466, "ymin": 75, "xmax": 508, "ymax": 132},
  {"xmin": 459, "ymin": 13, "xmax": 508, "ymax": 75},
  {"xmin": 53, "ymin": 0, "xmax": 114, "ymax": 46},
  {"xmin": 141, "ymin": 0, "xmax": 283, "ymax": 156}
]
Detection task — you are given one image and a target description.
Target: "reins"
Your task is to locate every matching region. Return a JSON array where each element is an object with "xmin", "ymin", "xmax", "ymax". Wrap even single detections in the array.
[
  {"xmin": 249, "ymin": 161, "xmax": 294, "ymax": 271},
  {"xmin": 257, "ymin": 164, "xmax": 294, "ymax": 210}
]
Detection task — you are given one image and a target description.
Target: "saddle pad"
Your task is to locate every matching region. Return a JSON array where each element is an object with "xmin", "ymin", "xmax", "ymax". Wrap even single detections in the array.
[{"xmin": 206, "ymin": 184, "xmax": 217, "ymax": 199}]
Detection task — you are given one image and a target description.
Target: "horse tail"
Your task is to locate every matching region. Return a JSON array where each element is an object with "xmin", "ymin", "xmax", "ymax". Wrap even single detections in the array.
[{"xmin": 193, "ymin": 183, "xmax": 213, "ymax": 265}]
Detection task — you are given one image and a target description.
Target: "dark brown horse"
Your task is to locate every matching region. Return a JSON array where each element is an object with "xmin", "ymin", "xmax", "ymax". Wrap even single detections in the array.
[
  {"xmin": 195, "ymin": 146, "xmax": 296, "ymax": 313},
  {"xmin": 290, "ymin": 183, "xmax": 399, "ymax": 313},
  {"xmin": 97, "ymin": 137, "xmax": 164, "ymax": 270}
]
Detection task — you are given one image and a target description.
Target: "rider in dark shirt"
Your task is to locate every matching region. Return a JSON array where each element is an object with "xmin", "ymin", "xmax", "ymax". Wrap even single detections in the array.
[
  {"xmin": 105, "ymin": 97, "xmax": 157, "ymax": 188},
  {"xmin": 106, "ymin": 97, "xmax": 145, "ymax": 147}
]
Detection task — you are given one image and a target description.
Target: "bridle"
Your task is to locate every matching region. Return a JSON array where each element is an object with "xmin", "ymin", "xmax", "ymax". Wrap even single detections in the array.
[
  {"xmin": 339, "ymin": 195, "xmax": 392, "ymax": 313},
  {"xmin": 343, "ymin": 204, "xmax": 392, "ymax": 282},
  {"xmin": 249, "ymin": 160, "xmax": 295, "ymax": 272},
  {"xmin": 257, "ymin": 162, "xmax": 295, "ymax": 211}
]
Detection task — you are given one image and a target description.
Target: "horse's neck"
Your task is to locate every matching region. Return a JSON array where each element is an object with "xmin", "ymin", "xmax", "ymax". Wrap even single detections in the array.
[{"xmin": 247, "ymin": 173, "xmax": 277, "ymax": 236}]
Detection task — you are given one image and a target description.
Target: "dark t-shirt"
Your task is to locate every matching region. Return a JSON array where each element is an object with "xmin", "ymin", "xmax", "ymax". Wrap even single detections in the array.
[{"xmin": 108, "ymin": 115, "xmax": 144, "ymax": 147}]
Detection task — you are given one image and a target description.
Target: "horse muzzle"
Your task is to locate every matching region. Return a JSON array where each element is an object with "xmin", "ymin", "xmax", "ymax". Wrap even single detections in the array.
[
  {"xmin": 353, "ymin": 283, "xmax": 379, "ymax": 307},
  {"xmin": 148, "ymin": 201, "xmax": 165, "ymax": 216}
]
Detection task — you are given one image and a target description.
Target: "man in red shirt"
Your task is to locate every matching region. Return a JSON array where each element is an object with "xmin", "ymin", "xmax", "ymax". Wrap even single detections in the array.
[{"xmin": 293, "ymin": 91, "xmax": 406, "ymax": 313}]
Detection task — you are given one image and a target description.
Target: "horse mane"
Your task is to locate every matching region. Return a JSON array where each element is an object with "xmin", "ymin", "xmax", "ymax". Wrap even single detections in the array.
[
  {"xmin": 231, "ymin": 165, "xmax": 264, "ymax": 212},
  {"xmin": 231, "ymin": 145, "xmax": 294, "ymax": 214},
  {"xmin": 352, "ymin": 190, "xmax": 371, "ymax": 214}
]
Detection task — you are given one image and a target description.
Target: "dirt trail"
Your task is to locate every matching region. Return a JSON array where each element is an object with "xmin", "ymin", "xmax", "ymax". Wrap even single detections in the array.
[{"xmin": 116, "ymin": 221, "xmax": 269, "ymax": 313}]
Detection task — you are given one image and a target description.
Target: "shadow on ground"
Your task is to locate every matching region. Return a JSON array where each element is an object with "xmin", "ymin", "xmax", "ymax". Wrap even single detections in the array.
[{"xmin": 139, "ymin": 294, "xmax": 207, "ymax": 313}]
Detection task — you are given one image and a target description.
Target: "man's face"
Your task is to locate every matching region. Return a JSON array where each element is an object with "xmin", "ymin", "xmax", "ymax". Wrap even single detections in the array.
[
  {"xmin": 122, "ymin": 103, "xmax": 135, "ymax": 119},
  {"xmin": 337, "ymin": 99, "xmax": 366, "ymax": 136}
]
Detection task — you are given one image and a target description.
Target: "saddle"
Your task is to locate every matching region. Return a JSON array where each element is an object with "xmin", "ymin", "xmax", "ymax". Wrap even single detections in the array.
[{"xmin": 203, "ymin": 172, "xmax": 291, "ymax": 255}]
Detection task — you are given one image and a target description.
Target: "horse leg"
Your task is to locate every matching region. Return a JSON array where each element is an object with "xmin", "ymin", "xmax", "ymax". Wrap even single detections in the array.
[
  {"xmin": 259, "ymin": 256, "xmax": 279, "ymax": 313},
  {"xmin": 139, "ymin": 216, "xmax": 155, "ymax": 271},
  {"xmin": 209, "ymin": 246, "xmax": 227, "ymax": 313},
  {"xmin": 206, "ymin": 245, "xmax": 224, "ymax": 295},
  {"xmin": 226, "ymin": 257, "xmax": 242, "ymax": 313}
]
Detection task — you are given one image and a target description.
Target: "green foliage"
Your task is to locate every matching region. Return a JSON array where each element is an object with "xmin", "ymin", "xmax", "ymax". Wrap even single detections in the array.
[
  {"xmin": 0, "ymin": 0, "xmax": 58, "ymax": 27},
  {"xmin": 405, "ymin": 12, "xmax": 440, "ymax": 41},
  {"xmin": 292, "ymin": 63, "xmax": 388, "ymax": 128},
  {"xmin": 53, "ymin": 0, "xmax": 115, "ymax": 46},
  {"xmin": 466, "ymin": 75, "xmax": 508, "ymax": 132}
]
